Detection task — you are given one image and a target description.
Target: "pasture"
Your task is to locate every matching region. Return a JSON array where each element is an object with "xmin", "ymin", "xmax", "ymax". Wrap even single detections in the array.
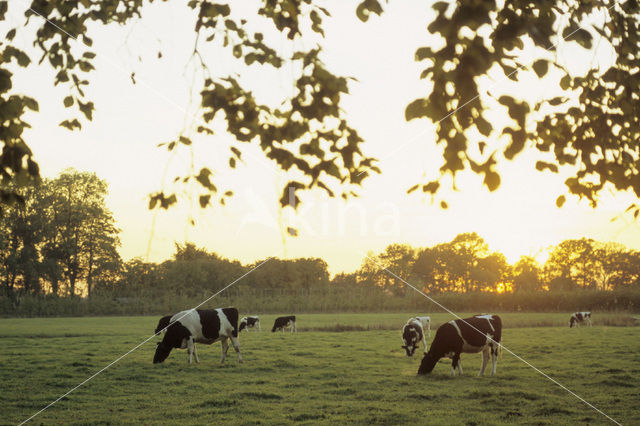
[{"xmin": 1, "ymin": 313, "xmax": 638, "ymax": 425}]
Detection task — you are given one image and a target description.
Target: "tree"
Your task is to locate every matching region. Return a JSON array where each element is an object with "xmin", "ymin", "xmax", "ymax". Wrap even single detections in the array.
[
  {"xmin": 3, "ymin": 1, "xmax": 639, "ymax": 214},
  {"xmin": 472, "ymin": 252, "xmax": 511, "ymax": 293},
  {"xmin": 591, "ymin": 243, "xmax": 640, "ymax": 290},
  {"xmin": 512, "ymin": 256, "xmax": 543, "ymax": 292},
  {"xmin": 0, "ymin": 183, "xmax": 43, "ymax": 297},
  {"xmin": 362, "ymin": 244, "xmax": 415, "ymax": 296},
  {"xmin": 544, "ymin": 238, "xmax": 599, "ymax": 290},
  {"xmin": 38, "ymin": 170, "xmax": 121, "ymax": 296},
  {"xmin": 1, "ymin": 0, "xmax": 378, "ymax": 213},
  {"xmin": 406, "ymin": 0, "xmax": 640, "ymax": 214}
]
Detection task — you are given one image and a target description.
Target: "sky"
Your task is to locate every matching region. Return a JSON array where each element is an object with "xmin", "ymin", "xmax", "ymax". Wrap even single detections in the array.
[{"xmin": 4, "ymin": 1, "xmax": 640, "ymax": 275}]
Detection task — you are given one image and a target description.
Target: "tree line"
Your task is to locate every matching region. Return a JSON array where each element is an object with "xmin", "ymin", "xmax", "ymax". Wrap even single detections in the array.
[
  {"xmin": 2, "ymin": 170, "xmax": 640, "ymax": 315},
  {"xmin": 348, "ymin": 234, "xmax": 640, "ymax": 295}
]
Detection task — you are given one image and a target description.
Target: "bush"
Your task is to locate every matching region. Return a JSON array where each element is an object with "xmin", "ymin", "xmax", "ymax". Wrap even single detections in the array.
[{"xmin": 1, "ymin": 288, "xmax": 639, "ymax": 317}]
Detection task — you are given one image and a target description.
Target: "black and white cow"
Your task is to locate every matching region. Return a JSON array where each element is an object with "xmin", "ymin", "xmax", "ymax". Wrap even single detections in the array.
[
  {"xmin": 272, "ymin": 315, "xmax": 296, "ymax": 333},
  {"xmin": 417, "ymin": 314, "xmax": 502, "ymax": 376},
  {"xmin": 153, "ymin": 307, "xmax": 241, "ymax": 364},
  {"xmin": 239, "ymin": 316, "xmax": 261, "ymax": 332},
  {"xmin": 569, "ymin": 311, "xmax": 592, "ymax": 328},
  {"xmin": 401, "ymin": 316, "xmax": 431, "ymax": 357}
]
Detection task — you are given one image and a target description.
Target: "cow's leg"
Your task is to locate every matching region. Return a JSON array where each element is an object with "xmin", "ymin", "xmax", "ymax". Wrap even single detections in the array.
[
  {"xmin": 421, "ymin": 334, "xmax": 428, "ymax": 354},
  {"xmin": 230, "ymin": 335, "xmax": 242, "ymax": 363},
  {"xmin": 220, "ymin": 337, "xmax": 229, "ymax": 364},
  {"xmin": 427, "ymin": 321, "xmax": 431, "ymax": 338},
  {"xmin": 479, "ymin": 346, "xmax": 490, "ymax": 376},
  {"xmin": 491, "ymin": 346, "xmax": 498, "ymax": 376},
  {"xmin": 187, "ymin": 337, "xmax": 195, "ymax": 364},
  {"xmin": 451, "ymin": 354, "xmax": 460, "ymax": 376},
  {"xmin": 193, "ymin": 344, "xmax": 199, "ymax": 363},
  {"xmin": 258, "ymin": 321, "xmax": 261, "ymax": 331},
  {"xmin": 291, "ymin": 321, "xmax": 296, "ymax": 333}
]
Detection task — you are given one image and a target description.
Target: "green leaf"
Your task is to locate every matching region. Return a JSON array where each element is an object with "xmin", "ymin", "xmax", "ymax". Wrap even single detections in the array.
[
  {"xmin": 229, "ymin": 157, "xmax": 236, "ymax": 168},
  {"xmin": 548, "ymin": 97, "xmax": 567, "ymax": 106},
  {"xmin": 535, "ymin": 161, "xmax": 559, "ymax": 173},
  {"xmin": 405, "ymin": 99, "xmax": 428, "ymax": 121},
  {"xmin": 475, "ymin": 116, "xmax": 492, "ymax": 136},
  {"xmin": 433, "ymin": 2, "xmax": 448, "ymax": 13},
  {"xmin": 199, "ymin": 194, "xmax": 211, "ymax": 208},
  {"xmin": 422, "ymin": 181, "xmax": 440, "ymax": 194},
  {"xmin": 179, "ymin": 136, "xmax": 192, "ymax": 145},
  {"xmin": 63, "ymin": 96, "xmax": 74, "ymax": 107},
  {"xmin": 564, "ymin": 27, "xmax": 593, "ymax": 49},
  {"xmin": 78, "ymin": 61, "xmax": 95, "ymax": 72},
  {"xmin": 484, "ymin": 171, "xmax": 501, "ymax": 191},
  {"xmin": 556, "ymin": 195, "xmax": 566, "ymax": 208},
  {"xmin": 59, "ymin": 119, "xmax": 81, "ymax": 131},
  {"xmin": 196, "ymin": 168, "xmax": 216, "ymax": 191},
  {"xmin": 232, "ymin": 45, "xmax": 242, "ymax": 58},
  {"xmin": 356, "ymin": 0, "xmax": 383, "ymax": 22},
  {"xmin": 24, "ymin": 97, "xmax": 39, "ymax": 112},
  {"xmin": 78, "ymin": 101, "xmax": 94, "ymax": 120},
  {"xmin": 230, "ymin": 146, "xmax": 242, "ymax": 159},
  {"xmin": 559, "ymin": 74, "xmax": 571, "ymax": 90},
  {"xmin": 224, "ymin": 19, "xmax": 237, "ymax": 31},
  {"xmin": 415, "ymin": 47, "xmax": 432, "ymax": 61},
  {"xmin": 532, "ymin": 59, "xmax": 549, "ymax": 78}
]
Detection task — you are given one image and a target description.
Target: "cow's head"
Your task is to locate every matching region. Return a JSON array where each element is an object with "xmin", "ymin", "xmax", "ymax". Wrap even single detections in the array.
[
  {"xmin": 402, "ymin": 342, "xmax": 419, "ymax": 357},
  {"xmin": 417, "ymin": 352, "xmax": 438, "ymax": 375},
  {"xmin": 402, "ymin": 325, "xmax": 420, "ymax": 357},
  {"xmin": 153, "ymin": 341, "xmax": 171, "ymax": 364},
  {"xmin": 153, "ymin": 322, "xmax": 190, "ymax": 364}
]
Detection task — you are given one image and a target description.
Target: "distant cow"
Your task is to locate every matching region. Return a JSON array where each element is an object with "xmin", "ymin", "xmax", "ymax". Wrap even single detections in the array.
[
  {"xmin": 154, "ymin": 307, "xmax": 242, "ymax": 364},
  {"xmin": 239, "ymin": 316, "xmax": 261, "ymax": 332},
  {"xmin": 418, "ymin": 314, "xmax": 502, "ymax": 376},
  {"xmin": 569, "ymin": 311, "xmax": 592, "ymax": 328},
  {"xmin": 272, "ymin": 315, "xmax": 296, "ymax": 333},
  {"xmin": 401, "ymin": 316, "xmax": 431, "ymax": 357}
]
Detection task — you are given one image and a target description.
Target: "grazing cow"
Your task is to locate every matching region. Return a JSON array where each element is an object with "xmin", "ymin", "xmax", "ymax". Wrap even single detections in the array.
[
  {"xmin": 272, "ymin": 315, "xmax": 296, "ymax": 333},
  {"xmin": 401, "ymin": 316, "xmax": 430, "ymax": 357},
  {"xmin": 569, "ymin": 311, "xmax": 592, "ymax": 328},
  {"xmin": 239, "ymin": 316, "xmax": 261, "ymax": 332},
  {"xmin": 153, "ymin": 307, "xmax": 242, "ymax": 365},
  {"xmin": 418, "ymin": 314, "xmax": 502, "ymax": 376}
]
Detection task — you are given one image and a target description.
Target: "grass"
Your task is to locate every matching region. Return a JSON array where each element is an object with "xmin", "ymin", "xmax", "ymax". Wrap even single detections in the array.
[{"xmin": 1, "ymin": 313, "xmax": 638, "ymax": 425}]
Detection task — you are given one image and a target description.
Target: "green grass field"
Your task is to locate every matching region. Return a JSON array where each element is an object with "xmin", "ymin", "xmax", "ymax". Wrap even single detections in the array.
[{"xmin": 1, "ymin": 313, "xmax": 638, "ymax": 425}]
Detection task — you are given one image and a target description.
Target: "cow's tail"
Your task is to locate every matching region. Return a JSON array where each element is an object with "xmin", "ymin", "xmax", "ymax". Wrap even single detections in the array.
[
  {"xmin": 222, "ymin": 307, "xmax": 239, "ymax": 338},
  {"xmin": 492, "ymin": 315, "xmax": 503, "ymax": 358}
]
